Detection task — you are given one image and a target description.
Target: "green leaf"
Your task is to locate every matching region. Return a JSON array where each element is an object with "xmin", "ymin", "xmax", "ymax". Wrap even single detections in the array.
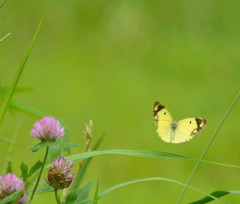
[
  {"xmin": 36, "ymin": 186, "xmax": 53, "ymax": 194},
  {"xmin": 48, "ymin": 120, "xmax": 78, "ymax": 160},
  {"xmin": 65, "ymin": 182, "xmax": 94, "ymax": 204},
  {"xmin": 0, "ymin": 0, "xmax": 47, "ymax": 128},
  {"xmin": 30, "ymin": 141, "xmax": 49, "ymax": 152},
  {"xmin": 93, "ymin": 178, "xmax": 99, "ymax": 204},
  {"xmin": 0, "ymin": 190, "xmax": 23, "ymax": 204},
  {"xmin": 9, "ymin": 102, "xmax": 46, "ymax": 118},
  {"xmin": 47, "ymin": 141, "xmax": 62, "ymax": 160},
  {"xmin": 28, "ymin": 160, "xmax": 43, "ymax": 178},
  {"xmin": 59, "ymin": 119, "xmax": 71, "ymax": 153},
  {"xmin": 48, "ymin": 140, "xmax": 78, "ymax": 160},
  {"xmin": 20, "ymin": 162, "xmax": 29, "ymax": 181}
]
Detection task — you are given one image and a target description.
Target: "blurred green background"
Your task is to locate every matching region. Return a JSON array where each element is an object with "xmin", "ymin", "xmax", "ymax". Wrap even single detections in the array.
[{"xmin": 0, "ymin": 0, "xmax": 240, "ymax": 203}]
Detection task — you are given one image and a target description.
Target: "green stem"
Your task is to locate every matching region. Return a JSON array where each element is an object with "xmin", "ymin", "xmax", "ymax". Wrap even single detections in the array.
[
  {"xmin": 176, "ymin": 91, "xmax": 240, "ymax": 204},
  {"xmin": 30, "ymin": 146, "xmax": 49, "ymax": 202},
  {"xmin": 55, "ymin": 189, "xmax": 61, "ymax": 204}
]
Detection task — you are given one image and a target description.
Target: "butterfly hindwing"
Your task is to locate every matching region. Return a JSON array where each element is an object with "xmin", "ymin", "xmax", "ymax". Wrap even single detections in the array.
[
  {"xmin": 153, "ymin": 101, "xmax": 173, "ymax": 143},
  {"xmin": 173, "ymin": 117, "xmax": 208, "ymax": 144}
]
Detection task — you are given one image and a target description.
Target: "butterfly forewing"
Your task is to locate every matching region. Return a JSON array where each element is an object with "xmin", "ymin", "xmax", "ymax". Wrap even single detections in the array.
[
  {"xmin": 153, "ymin": 101, "xmax": 173, "ymax": 143},
  {"xmin": 173, "ymin": 118, "xmax": 208, "ymax": 144}
]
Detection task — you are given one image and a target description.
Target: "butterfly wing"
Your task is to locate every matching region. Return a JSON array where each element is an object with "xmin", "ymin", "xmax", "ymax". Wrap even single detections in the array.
[
  {"xmin": 153, "ymin": 101, "xmax": 174, "ymax": 143},
  {"xmin": 172, "ymin": 117, "xmax": 208, "ymax": 144}
]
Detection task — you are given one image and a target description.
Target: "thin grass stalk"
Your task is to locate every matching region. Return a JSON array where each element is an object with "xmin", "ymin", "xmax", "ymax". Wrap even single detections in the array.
[
  {"xmin": 0, "ymin": 32, "xmax": 11, "ymax": 43},
  {"xmin": 86, "ymin": 177, "xmax": 226, "ymax": 204},
  {"xmin": 1, "ymin": 122, "xmax": 20, "ymax": 175},
  {"xmin": 0, "ymin": 0, "xmax": 8, "ymax": 9},
  {"xmin": 176, "ymin": 91, "xmax": 240, "ymax": 204},
  {"xmin": 0, "ymin": 2, "xmax": 49, "ymax": 128}
]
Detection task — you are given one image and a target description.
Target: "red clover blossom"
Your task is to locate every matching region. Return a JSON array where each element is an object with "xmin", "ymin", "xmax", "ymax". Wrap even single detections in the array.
[
  {"xmin": 30, "ymin": 116, "xmax": 64, "ymax": 141},
  {"xmin": 0, "ymin": 173, "xmax": 27, "ymax": 204},
  {"xmin": 46, "ymin": 157, "xmax": 75, "ymax": 189}
]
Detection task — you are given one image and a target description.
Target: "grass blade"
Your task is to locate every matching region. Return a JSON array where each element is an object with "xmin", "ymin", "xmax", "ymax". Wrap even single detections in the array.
[
  {"xmin": 66, "ymin": 149, "xmax": 240, "ymax": 169},
  {"xmin": 176, "ymin": 91, "xmax": 240, "ymax": 204},
  {"xmin": 0, "ymin": 2, "xmax": 49, "ymax": 127},
  {"xmin": 93, "ymin": 177, "xmax": 99, "ymax": 204},
  {"xmin": 68, "ymin": 149, "xmax": 195, "ymax": 163},
  {"xmin": 97, "ymin": 177, "xmax": 226, "ymax": 204}
]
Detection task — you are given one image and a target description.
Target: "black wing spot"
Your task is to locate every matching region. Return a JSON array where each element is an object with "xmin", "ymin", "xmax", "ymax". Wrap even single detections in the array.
[
  {"xmin": 189, "ymin": 121, "xmax": 192, "ymax": 124},
  {"xmin": 164, "ymin": 112, "xmax": 166, "ymax": 115},
  {"xmin": 153, "ymin": 101, "xmax": 165, "ymax": 124}
]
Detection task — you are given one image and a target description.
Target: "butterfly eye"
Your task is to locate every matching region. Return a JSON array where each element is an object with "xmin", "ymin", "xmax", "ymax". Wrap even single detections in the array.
[
  {"xmin": 190, "ymin": 121, "xmax": 192, "ymax": 124},
  {"xmin": 164, "ymin": 112, "xmax": 166, "ymax": 115}
]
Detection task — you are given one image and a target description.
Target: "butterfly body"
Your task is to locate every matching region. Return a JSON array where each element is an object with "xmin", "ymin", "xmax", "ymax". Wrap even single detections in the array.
[{"xmin": 153, "ymin": 101, "xmax": 208, "ymax": 144}]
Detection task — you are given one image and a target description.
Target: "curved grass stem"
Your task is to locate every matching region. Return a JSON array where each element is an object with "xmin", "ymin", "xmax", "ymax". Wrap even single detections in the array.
[{"xmin": 176, "ymin": 91, "xmax": 240, "ymax": 204}]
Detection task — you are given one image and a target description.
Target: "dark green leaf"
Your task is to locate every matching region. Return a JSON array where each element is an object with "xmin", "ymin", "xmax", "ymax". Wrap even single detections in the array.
[
  {"xmin": 0, "ymin": 190, "xmax": 23, "ymax": 204},
  {"xmin": 65, "ymin": 182, "xmax": 94, "ymax": 204},
  {"xmin": 189, "ymin": 190, "xmax": 240, "ymax": 204},
  {"xmin": 20, "ymin": 162, "xmax": 28, "ymax": 181},
  {"xmin": 189, "ymin": 191, "xmax": 230, "ymax": 204},
  {"xmin": 28, "ymin": 160, "xmax": 43, "ymax": 178}
]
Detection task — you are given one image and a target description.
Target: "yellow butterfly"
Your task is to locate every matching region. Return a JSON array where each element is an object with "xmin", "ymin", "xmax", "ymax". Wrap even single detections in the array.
[{"xmin": 153, "ymin": 101, "xmax": 208, "ymax": 143}]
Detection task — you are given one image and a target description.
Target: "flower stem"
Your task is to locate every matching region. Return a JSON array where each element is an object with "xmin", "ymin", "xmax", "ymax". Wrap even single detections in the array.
[
  {"xmin": 55, "ymin": 188, "xmax": 61, "ymax": 204},
  {"xmin": 30, "ymin": 146, "xmax": 49, "ymax": 202}
]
